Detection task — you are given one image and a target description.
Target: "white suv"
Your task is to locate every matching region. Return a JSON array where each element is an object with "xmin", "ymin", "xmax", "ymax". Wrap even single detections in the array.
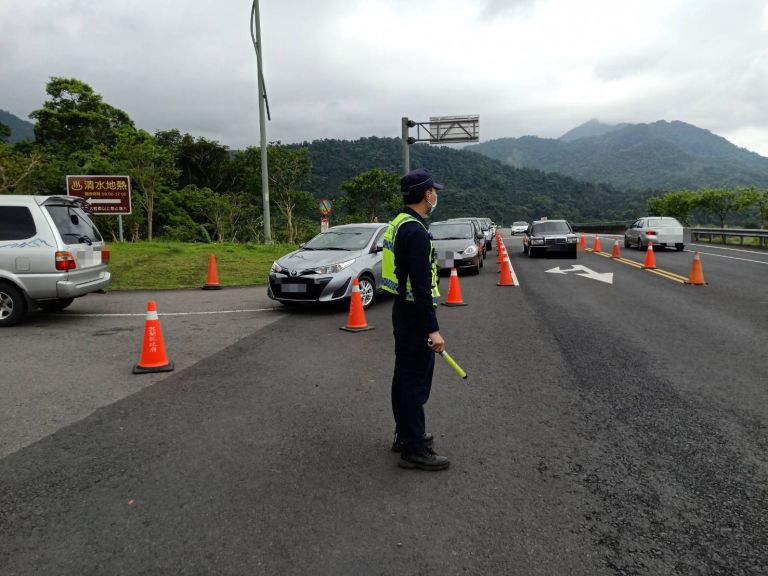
[{"xmin": 0, "ymin": 195, "xmax": 111, "ymax": 326}]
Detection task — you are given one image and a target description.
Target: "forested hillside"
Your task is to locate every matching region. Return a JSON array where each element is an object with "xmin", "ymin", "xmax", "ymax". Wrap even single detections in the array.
[
  {"xmin": 0, "ymin": 110, "xmax": 34, "ymax": 143},
  {"xmin": 469, "ymin": 120, "xmax": 768, "ymax": 190},
  {"xmin": 299, "ymin": 137, "xmax": 648, "ymax": 224}
]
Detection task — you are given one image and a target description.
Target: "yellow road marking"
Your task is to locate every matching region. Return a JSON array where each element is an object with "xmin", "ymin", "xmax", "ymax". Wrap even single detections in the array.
[{"xmin": 585, "ymin": 249, "xmax": 689, "ymax": 283}]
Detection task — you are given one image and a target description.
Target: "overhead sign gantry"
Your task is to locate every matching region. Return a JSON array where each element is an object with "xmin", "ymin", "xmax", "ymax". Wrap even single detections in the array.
[{"xmin": 401, "ymin": 115, "xmax": 480, "ymax": 174}]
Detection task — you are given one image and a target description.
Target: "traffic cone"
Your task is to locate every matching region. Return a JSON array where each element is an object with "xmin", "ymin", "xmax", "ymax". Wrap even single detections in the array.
[
  {"xmin": 441, "ymin": 268, "xmax": 467, "ymax": 306},
  {"xmin": 611, "ymin": 239, "xmax": 621, "ymax": 258},
  {"xmin": 579, "ymin": 233, "xmax": 587, "ymax": 251},
  {"xmin": 497, "ymin": 257, "xmax": 515, "ymax": 286},
  {"xmin": 685, "ymin": 251, "xmax": 707, "ymax": 285},
  {"xmin": 593, "ymin": 235, "xmax": 602, "ymax": 253},
  {"xmin": 498, "ymin": 244, "xmax": 508, "ymax": 271},
  {"xmin": 202, "ymin": 254, "xmax": 222, "ymax": 290},
  {"xmin": 133, "ymin": 301, "xmax": 174, "ymax": 374},
  {"xmin": 340, "ymin": 278, "xmax": 374, "ymax": 332},
  {"xmin": 643, "ymin": 241, "xmax": 656, "ymax": 269}
]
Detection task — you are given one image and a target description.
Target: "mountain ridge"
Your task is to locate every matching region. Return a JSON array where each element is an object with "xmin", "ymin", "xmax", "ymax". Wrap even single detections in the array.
[{"xmin": 468, "ymin": 120, "xmax": 768, "ymax": 190}]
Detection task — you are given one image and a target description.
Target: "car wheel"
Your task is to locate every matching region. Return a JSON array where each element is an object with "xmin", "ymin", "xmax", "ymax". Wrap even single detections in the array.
[
  {"xmin": 624, "ymin": 236, "xmax": 630, "ymax": 249},
  {"xmin": 638, "ymin": 239, "xmax": 645, "ymax": 251},
  {"xmin": 358, "ymin": 275, "xmax": 376, "ymax": 309},
  {"xmin": 676, "ymin": 243, "xmax": 685, "ymax": 251},
  {"xmin": 528, "ymin": 247, "xmax": 536, "ymax": 258},
  {"xmin": 0, "ymin": 282, "xmax": 27, "ymax": 327},
  {"xmin": 37, "ymin": 298, "xmax": 75, "ymax": 313},
  {"xmin": 479, "ymin": 255, "xmax": 484, "ymax": 269}
]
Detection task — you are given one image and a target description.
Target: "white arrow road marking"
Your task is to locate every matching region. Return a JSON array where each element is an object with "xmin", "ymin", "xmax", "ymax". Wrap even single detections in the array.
[{"xmin": 545, "ymin": 265, "xmax": 613, "ymax": 284}]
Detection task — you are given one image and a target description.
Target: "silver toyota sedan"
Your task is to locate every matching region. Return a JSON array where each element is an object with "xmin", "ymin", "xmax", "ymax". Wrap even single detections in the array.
[{"xmin": 268, "ymin": 223, "xmax": 387, "ymax": 309}]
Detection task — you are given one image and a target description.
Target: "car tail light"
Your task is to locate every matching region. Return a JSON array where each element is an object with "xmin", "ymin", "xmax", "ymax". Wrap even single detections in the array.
[
  {"xmin": 101, "ymin": 247, "xmax": 110, "ymax": 263},
  {"xmin": 55, "ymin": 251, "xmax": 76, "ymax": 271},
  {"xmin": 646, "ymin": 230, "xmax": 657, "ymax": 235}
]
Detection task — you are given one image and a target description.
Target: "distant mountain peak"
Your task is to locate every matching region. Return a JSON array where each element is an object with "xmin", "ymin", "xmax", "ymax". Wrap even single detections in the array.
[{"xmin": 559, "ymin": 119, "xmax": 628, "ymax": 142}]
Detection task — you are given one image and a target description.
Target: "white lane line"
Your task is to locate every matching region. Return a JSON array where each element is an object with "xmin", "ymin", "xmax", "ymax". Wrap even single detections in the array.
[
  {"xmin": 66, "ymin": 308, "xmax": 281, "ymax": 317},
  {"xmin": 687, "ymin": 250, "xmax": 768, "ymax": 265},
  {"xmin": 688, "ymin": 243, "xmax": 768, "ymax": 256}
]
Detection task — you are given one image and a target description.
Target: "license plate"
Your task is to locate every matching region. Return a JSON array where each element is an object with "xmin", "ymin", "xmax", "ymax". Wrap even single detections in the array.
[{"xmin": 282, "ymin": 284, "xmax": 306, "ymax": 293}]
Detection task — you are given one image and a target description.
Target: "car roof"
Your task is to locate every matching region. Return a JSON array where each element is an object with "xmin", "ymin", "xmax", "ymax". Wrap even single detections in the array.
[{"xmin": 532, "ymin": 219, "xmax": 568, "ymax": 224}]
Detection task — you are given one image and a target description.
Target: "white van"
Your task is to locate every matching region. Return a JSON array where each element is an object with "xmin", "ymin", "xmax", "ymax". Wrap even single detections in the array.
[{"xmin": 0, "ymin": 195, "xmax": 110, "ymax": 326}]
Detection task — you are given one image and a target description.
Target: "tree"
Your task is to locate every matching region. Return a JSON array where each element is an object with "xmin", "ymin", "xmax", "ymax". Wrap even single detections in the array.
[
  {"xmin": 340, "ymin": 168, "xmax": 401, "ymax": 222},
  {"xmin": 0, "ymin": 141, "xmax": 45, "ymax": 194},
  {"xmin": 696, "ymin": 187, "xmax": 738, "ymax": 227},
  {"xmin": 110, "ymin": 129, "xmax": 180, "ymax": 241},
  {"xmin": 29, "ymin": 78, "xmax": 135, "ymax": 153},
  {"xmin": 0, "ymin": 122, "xmax": 10, "ymax": 143},
  {"xmin": 646, "ymin": 189, "xmax": 697, "ymax": 226},
  {"xmin": 155, "ymin": 130, "xmax": 234, "ymax": 192},
  {"xmin": 736, "ymin": 187, "xmax": 768, "ymax": 229}
]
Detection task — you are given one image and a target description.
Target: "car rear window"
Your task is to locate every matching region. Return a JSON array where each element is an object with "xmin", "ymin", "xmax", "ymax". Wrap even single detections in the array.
[
  {"xmin": 0, "ymin": 206, "xmax": 36, "ymax": 241},
  {"xmin": 429, "ymin": 223, "xmax": 473, "ymax": 240},
  {"xmin": 646, "ymin": 218, "xmax": 682, "ymax": 228},
  {"xmin": 45, "ymin": 205, "xmax": 103, "ymax": 244},
  {"xmin": 532, "ymin": 221, "xmax": 572, "ymax": 234},
  {"xmin": 513, "ymin": 221, "xmax": 527, "ymax": 226}
]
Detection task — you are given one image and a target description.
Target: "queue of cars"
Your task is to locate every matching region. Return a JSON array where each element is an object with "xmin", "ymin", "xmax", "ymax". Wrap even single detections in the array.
[{"xmin": 267, "ymin": 216, "xmax": 498, "ymax": 308}]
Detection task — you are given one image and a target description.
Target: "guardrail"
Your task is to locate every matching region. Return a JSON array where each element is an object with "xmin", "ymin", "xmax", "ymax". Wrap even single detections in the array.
[{"xmin": 690, "ymin": 227, "xmax": 767, "ymax": 247}]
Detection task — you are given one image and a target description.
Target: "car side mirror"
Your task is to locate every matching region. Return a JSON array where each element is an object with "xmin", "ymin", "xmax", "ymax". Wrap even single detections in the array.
[
  {"xmin": 477, "ymin": 233, "xmax": 484, "ymax": 239},
  {"xmin": 299, "ymin": 243, "xmax": 306, "ymax": 248}
]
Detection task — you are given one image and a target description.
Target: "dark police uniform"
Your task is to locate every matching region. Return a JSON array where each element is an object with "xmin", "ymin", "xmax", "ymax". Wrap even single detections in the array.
[{"xmin": 388, "ymin": 207, "xmax": 439, "ymax": 455}]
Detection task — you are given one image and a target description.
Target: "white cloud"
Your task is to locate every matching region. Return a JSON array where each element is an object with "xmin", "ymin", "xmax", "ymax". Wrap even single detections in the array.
[{"xmin": 2, "ymin": 0, "xmax": 768, "ymax": 154}]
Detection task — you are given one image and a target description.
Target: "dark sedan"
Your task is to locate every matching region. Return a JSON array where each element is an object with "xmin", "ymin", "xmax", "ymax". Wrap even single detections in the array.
[{"xmin": 523, "ymin": 219, "xmax": 578, "ymax": 258}]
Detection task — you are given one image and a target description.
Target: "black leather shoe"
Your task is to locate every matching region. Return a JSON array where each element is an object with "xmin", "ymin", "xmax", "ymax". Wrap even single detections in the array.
[
  {"xmin": 391, "ymin": 432, "xmax": 434, "ymax": 453},
  {"xmin": 398, "ymin": 448, "xmax": 450, "ymax": 471}
]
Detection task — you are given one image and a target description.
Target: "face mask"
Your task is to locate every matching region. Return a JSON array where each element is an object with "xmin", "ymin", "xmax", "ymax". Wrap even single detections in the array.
[{"xmin": 427, "ymin": 192, "xmax": 438, "ymax": 213}]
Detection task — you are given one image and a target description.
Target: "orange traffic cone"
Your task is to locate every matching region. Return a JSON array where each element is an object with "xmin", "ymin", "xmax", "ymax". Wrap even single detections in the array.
[
  {"xmin": 593, "ymin": 235, "xmax": 602, "ymax": 253},
  {"xmin": 611, "ymin": 239, "xmax": 621, "ymax": 258},
  {"xmin": 498, "ymin": 243, "xmax": 506, "ymax": 267},
  {"xmin": 497, "ymin": 257, "xmax": 515, "ymax": 286},
  {"xmin": 643, "ymin": 241, "xmax": 656, "ymax": 269},
  {"xmin": 441, "ymin": 268, "xmax": 467, "ymax": 306},
  {"xmin": 340, "ymin": 278, "xmax": 374, "ymax": 332},
  {"xmin": 685, "ymin": 251, "xmax": 707, "ymax": 285},
  {"xmin": 202, "ymin": 254, "xmax": 222, "ymax": 290},
  {"xmin": 133, "ymin": 300, "xmax": 174, "ymax": 374},
  {"xmin": 578, "ymin": 233, "xmax": 587, "ymax": 251}
]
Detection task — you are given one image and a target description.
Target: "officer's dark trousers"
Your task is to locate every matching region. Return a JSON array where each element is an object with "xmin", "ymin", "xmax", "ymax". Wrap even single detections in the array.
[{"xmin": 391, "ymin": 298, "xmax": 435, "ymax": 455}]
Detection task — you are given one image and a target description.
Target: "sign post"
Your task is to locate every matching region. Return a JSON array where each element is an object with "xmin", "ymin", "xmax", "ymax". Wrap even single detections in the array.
[{"xmin": 66, "ymin": 175, "xmax": 132, "ymax": 241}]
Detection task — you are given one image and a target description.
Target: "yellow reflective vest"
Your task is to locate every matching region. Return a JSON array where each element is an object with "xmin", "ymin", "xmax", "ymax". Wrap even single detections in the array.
[{"xmin": 381, "ymin": 212, "xmax": 439, "ymax": 306}]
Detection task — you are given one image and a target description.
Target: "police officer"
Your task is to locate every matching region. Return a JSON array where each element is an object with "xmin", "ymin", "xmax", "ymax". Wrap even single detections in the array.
[{"xmin": 382, "ymin": 168, "xmax": 450, "ymax": 471}]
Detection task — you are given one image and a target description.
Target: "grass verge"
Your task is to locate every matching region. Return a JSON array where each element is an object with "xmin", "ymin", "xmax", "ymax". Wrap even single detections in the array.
[{"xmin": 107, "ymin": 242, "xmax": 296, "ymax": 290}]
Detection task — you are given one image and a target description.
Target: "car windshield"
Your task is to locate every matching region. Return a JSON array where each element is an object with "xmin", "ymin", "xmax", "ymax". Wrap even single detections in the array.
[
  {"xmin": 532, "ymin": 221, "xmax": 572, "ymax": 234},
  {"xmin": 513, "ymin": 221, "xmax": 527, "ymax": 226},
  {"xmin": 304, "ymin": 227, "xmax": 376, "ymax": 250},
  {"xmin": 430, "ymin": 223, "xmax": 473, "ymax": 240},
  {"xmin": 646, "ymin": 218, "xmax": 681, "ymax": 228}
]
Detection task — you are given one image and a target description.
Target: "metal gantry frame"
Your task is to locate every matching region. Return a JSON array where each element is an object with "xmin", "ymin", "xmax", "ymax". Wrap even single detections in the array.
[{"xmin": 401, "ymin": 115, "xmax": 480, "ymax": 174}]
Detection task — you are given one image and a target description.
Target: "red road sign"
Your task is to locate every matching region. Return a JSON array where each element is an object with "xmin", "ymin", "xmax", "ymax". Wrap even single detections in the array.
[
  {"xmin": 319, "ymin": 198, "xmax": 333, "ymax": 216},
  {"xmin": 66, "ymin": 175, "xmax": 132, "ymax": 215}
]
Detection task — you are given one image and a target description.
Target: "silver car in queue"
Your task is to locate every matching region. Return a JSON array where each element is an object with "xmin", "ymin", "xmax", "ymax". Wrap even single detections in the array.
[
  {"xmin": 267, "ymin": 223, "xmax": 388, "ymax": 309},
  {"xmin": 624, "ymin": 217, "xmax": 685, "ymax": 251}
]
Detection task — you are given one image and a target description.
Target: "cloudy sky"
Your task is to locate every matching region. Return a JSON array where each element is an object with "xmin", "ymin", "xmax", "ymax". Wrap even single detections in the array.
[{"xmin": 3, "ymin": 0, "xmax": 768, "ymax": 154}]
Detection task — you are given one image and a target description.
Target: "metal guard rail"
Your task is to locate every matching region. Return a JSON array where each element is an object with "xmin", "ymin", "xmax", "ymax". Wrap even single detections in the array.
[{"xmin": 690, "ymin": 227, "xmax": 767, "ymax": 247}]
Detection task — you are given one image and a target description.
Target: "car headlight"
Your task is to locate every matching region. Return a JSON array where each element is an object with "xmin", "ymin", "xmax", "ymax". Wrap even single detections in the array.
[
  {"xmin": 313, "ymin": 258, "xmax": 356, "ymax": 275},
  {"xmin": 463, "ymin": 244, "xmax": 477, "ymax": 256},
  {"xmin": 271, "ymin": 261, "xmax": 284, "ymax": 273},
  {"xmin": 566, "ymin": 236, "xmax": 577, "ymax": 243},
  {"xmin": 531, "ymin": 238, "xmax": 544, "ymax": 245}
]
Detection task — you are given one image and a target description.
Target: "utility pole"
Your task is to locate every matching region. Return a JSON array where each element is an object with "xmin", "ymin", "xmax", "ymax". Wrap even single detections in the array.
[{"xmin": 252, "ymin": 0, "xmax": 272, "ymax": 243}]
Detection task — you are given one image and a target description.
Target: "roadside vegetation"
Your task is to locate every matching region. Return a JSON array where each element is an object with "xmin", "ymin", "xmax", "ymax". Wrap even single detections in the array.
[{"xmin": 108, "ymin": 242, "xmax": 295, "ymax": 290}]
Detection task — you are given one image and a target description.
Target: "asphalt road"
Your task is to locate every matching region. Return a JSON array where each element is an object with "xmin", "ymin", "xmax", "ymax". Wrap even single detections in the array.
[{"xmin": 1, "ymin": 235, "xmax": 767, "ymax": 575}]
